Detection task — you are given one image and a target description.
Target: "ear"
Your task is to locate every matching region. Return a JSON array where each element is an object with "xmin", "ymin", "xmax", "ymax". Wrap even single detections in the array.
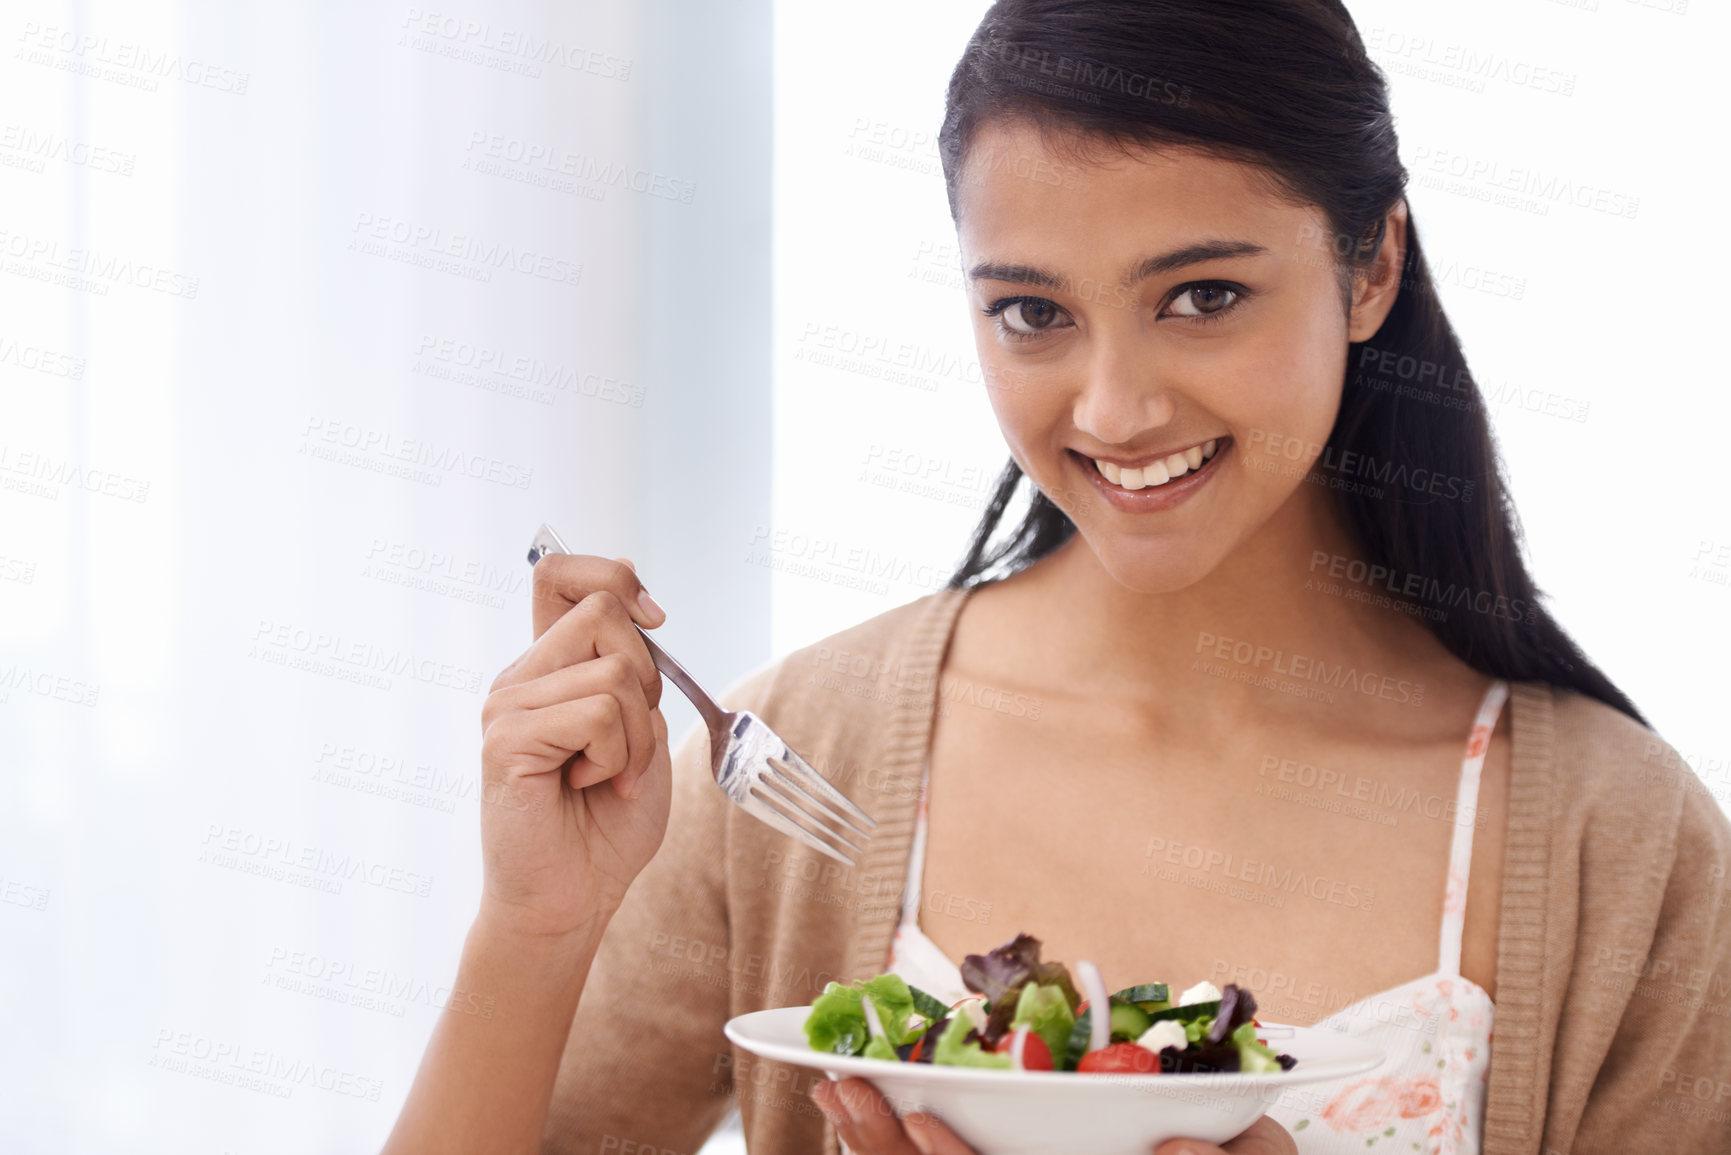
[{"xmin": 1346, "ymin": 200, "xmax": 1409, "ymax": 343}]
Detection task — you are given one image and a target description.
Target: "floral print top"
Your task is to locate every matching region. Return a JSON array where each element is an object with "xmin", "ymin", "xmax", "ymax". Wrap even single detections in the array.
[{"xmin": 1264, "ymin": 680, "xmax": 1507, "ymax": 1153}]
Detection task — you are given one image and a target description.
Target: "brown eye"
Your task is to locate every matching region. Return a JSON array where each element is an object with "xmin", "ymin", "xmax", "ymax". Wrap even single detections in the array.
[
  {"xmin": 1000, "ymin": 298, "xmax": 1065, "ymax": 333},
  {"xmin": 1167, "ymin": 284, "xmax": 1240, "ymax": 317}
]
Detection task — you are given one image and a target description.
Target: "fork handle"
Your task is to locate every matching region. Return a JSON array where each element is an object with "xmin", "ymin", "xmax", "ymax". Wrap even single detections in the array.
[
  {"xmin": 632, "ymin": 625, "xmax": 727, "ymax": 733},
  {"xmin": 526, "ymin": 523, "xmax": 728, "ymax": 733}
]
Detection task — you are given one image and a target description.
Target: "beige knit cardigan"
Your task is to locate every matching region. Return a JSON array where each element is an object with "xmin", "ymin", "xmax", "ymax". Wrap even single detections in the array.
[{"xmin": 542, "ymin": 587, "xmax": 1731, "ymax": 1155}]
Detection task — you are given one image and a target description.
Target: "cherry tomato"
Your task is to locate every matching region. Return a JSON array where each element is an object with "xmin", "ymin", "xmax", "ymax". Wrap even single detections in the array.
[
  {"xmin": 1076, "ymin": 1042, "xmax": 1161, "ymax": 1074},
  {"xmin": 992, "ymin": 1030, "xmax": 1054, "ymax": 1071}
]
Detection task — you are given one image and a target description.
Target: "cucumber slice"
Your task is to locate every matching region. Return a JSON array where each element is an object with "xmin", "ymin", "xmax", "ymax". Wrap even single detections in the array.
[
  {"xmin": 1070, "ymin": 997, "xmax": 1205, "ymax": 1066},
  {"xmin": 1146, "ymin": 999, "xmax": 1221, "ymax": 1024},
  {"xmin": 1064, "ymin": 1008, "xmax": 1092, "ymax": 1070},
  {"xmin": 907, "ymin": 984, "xmax": 949, "ymax": 1024},
  {"xmin": 1110, "ymin": 984, "xmax": 1170, "ymax": 1005},
  {"xmin": 1108, "ymin": 1001, "xmax": 1152, "ymax": 1040}
]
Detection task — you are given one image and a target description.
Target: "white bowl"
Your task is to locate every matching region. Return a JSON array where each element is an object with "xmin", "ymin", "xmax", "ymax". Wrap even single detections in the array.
[{"xmin": 724, "ymin": 1007, "xmax": 1384, "ymax": 1155}]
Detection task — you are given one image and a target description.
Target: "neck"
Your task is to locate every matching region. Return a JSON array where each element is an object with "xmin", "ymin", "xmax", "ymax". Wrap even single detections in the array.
[{"xmin": 1015, "ymin": 488, "xmax": 1451, "ymax": 711}]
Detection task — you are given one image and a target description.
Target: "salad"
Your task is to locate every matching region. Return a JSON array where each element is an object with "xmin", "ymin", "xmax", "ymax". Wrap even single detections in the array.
[{"xmin": 802, "ymin": 933, "xmax": 1296, "ymax": 1074}]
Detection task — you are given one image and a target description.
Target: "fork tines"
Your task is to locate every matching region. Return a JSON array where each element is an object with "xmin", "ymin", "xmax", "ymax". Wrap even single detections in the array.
[{"xmin": 743, "ymin": 749, "xmax": 876, "ymax": 866}]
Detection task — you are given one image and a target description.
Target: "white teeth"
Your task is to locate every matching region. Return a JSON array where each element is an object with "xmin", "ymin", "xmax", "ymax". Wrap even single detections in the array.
[{"xmin": 1090, "ymin": 440, "xmax": 1218, "ymax": 492}]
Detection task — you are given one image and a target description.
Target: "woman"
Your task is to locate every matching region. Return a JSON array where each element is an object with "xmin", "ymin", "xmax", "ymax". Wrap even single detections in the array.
[{"xmin": 384, "ymin": 2, "xmax": 1731, "ymax": 1153}]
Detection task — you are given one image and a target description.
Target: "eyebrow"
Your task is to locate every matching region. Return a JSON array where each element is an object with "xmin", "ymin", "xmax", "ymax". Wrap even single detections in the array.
[{"xmin": 967, "ymin": 239, "xmax": 1269, "ymax": 292}]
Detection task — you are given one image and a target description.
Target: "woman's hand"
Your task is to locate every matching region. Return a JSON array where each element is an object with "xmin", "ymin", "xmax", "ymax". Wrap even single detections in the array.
[
  {"xmin": 810, "ymin": 1078, "xmax": 977, "ymax": 1155},
  {"xmin": 810, "ymin": 1078, "xmax": 1297, "ymax": 1155},
  {"xmin": 1153, "ymin": 1117, "xmax": 1299, "ymax": 1155},
  {"xmin": 384, "ymin": 554, "xmax": 673, "ymax": 1154},
  {"xmin": 477, "ymin": 552, "xmax": 672, "ymax": 937}
]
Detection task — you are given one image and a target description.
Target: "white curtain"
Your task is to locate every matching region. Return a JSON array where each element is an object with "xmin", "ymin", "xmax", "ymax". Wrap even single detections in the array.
[{"xmin": 1, "ymin": 1, "xmax": 768, "ymax": 1151}]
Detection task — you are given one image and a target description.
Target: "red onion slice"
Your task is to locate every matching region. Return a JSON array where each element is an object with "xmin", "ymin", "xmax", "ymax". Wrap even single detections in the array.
[
  {"xmin": 861, "ymin": 995, "xmax": 888, "ymax": 1043},
  {"xmin": 1077, "ymin": 959, "xmax": 1109, "ymax": 1054}
]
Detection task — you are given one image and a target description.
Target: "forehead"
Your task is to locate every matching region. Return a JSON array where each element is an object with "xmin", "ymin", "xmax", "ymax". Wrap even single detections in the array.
[{"xmin": 954, "ymin": 117, "xmax": 1313, "ymax": 263}]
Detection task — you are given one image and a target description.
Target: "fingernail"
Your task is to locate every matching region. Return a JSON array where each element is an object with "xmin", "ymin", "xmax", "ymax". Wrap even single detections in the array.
[
  {"xmin": 627, "ymin": 773, "xmax": 645, "ymax": 800},
  {"xmin": 905, "ymin": 1117, "xmax": 938, "ymax": 1154},
  {"xmin": 636, "ymin": 590, "xmax": 665, "ymax": 625}
]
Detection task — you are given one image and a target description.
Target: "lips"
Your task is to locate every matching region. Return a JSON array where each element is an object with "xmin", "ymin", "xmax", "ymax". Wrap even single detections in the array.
[
  {"xmin": 1068, "ymin": 436, "xmax": 1232, "ymax": 512},
  {"xmin": 1088, "ymin": 438, "xmax": 1222, "ymax": 491}
]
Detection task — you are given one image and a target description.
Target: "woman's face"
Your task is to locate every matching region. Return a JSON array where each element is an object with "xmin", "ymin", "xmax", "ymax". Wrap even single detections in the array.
[{"xmin": 954, "ymin": 118, "xmax": 1402, "ymax": 593}]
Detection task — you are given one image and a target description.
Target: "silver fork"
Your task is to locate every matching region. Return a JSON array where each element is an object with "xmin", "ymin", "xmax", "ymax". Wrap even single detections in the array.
[{"xmin": 526, "ymin": 524, "xmax": 876, "ymax": 865}]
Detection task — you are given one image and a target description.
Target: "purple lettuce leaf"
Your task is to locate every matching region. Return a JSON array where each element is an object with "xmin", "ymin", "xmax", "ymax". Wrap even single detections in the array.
[
  {"xmin": 960, "ymin": 934, "xmax": 1084, "ymax": 1046},
  {"xmin": 959, "ymin": 933, "xmax": 1044, "ymax": 1005}
]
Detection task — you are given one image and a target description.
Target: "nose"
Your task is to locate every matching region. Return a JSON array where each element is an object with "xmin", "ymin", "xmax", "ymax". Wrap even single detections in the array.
[{"xmin": 1070, "ymin": 338, "xmax": 1177, "ymax": 446}]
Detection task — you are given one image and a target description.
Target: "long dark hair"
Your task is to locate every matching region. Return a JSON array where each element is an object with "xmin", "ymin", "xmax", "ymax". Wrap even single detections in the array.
[{"xmin": 938, "ymin": 0, "xmax": 1644, "ymax": 723}]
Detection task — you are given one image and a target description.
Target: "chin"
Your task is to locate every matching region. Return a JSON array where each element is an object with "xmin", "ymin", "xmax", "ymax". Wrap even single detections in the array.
[{"xmin": 1087, "ymin": 535, "xmax": 1223, "ymax": 596}]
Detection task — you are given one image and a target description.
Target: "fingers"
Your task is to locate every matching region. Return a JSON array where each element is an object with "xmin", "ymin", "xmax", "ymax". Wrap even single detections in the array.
[
  {"xmin": 529, "ymin": 553, "xmax": 663, "ymax": 640},
  {"xmin": 811, "ymin": 1079, "xmax": 914, "ymax": 1154},
  {"xmin": 481, "ymin": 696, "xmax": 628, "ymax": 790},
  {"xmin": 809, "ymin": 1079, "xmax": 977, "ymax": 1155},
  {"xmin": 1156, "ymin": 1115, "xmax": 1296, "ymax": 1155},
  {"xmin": 1219, "ymin": 1115, "xmax": 1298, "ymax": 1155},
  {"xmin": 504, "ymin": 589, "xmax": 660, "ymax": 708},
  {"xmin": 835, "ymin": 1077, "xmax": 916, "ymax": 1153},
  {"xmin": 902, "ymin": 1111, "xmax": 978, "ymax": 1155},
  {"xmin": 483, "ymin": 654, "xmax": 658, "ymax": 791}
]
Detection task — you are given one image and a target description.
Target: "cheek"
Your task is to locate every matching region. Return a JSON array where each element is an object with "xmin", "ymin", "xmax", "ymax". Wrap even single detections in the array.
[
  {"xmin": 1215, "ymin": 305, "xmax": 1348, "ymax": 446},
  {"xmin": 978, "ymin": 347, "xmax": 1061, "ymax": 451},
  {"xmin": 983, "ymin": 369, "xmax": 1036, "ymax": 441}
]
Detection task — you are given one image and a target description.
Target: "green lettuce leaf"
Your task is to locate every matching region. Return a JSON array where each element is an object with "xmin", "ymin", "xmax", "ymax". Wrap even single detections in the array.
[
  {"xmin": 932, "ymin": 1012, "xmax": 1012, "ymax": 1069},
  {"xmin": 805, "ymin": 973, "xmax": 929, "ymax": 1056},
  {"xmin": 1232, "ymin": 1022, "xmax": 1284, "ymax": 1073},
  {"xmin": 863, "ymin": 1037, "xmax": 900, "ymax": 1062},
  {"xmin": 805, "ymin": 981, "xmax": 869, "ymax": 1055},
  {"xmin": 1010, "ymin": 982, "xmax": 1075, "ymax": 1060},
  {"xmin": 858, "ymin": 973, "xmax": 919, "ymax": 1046}
]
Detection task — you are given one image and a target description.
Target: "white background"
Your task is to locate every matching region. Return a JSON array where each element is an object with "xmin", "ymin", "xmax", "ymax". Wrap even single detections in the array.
[{"xmin": 1, "ymin": 0, "xmax": 1726, "ymax": 1152}]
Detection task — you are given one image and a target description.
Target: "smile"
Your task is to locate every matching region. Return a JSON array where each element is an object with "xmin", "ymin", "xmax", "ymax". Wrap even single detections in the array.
[{"xmin": 1088, "ymin": 438, "xmax": 1223, "ymax": 491}]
